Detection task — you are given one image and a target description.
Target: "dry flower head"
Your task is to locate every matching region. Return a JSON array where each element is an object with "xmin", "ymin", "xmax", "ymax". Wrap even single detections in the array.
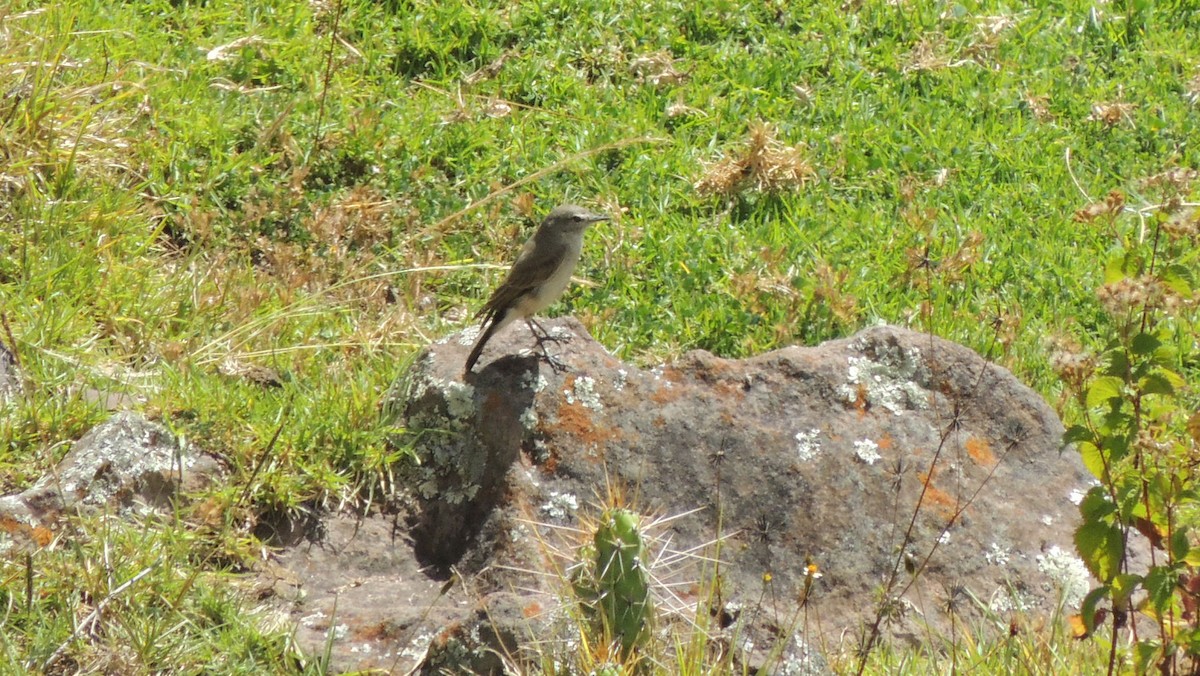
[
  {"xmin": 1074, "ymin": 190, "xmax": 1126, "ymax": 223},
  {"xmin": 1048, "ymin": 335, "xmax": 1097, "ymax": 393},
  {"xmin": 1162, "ymin": 210, "xmax": 1199, "ymax": 241},
  {"xmin": 1088, "ymin": 101, "xmax": 1136, "ymax": 128},
  {"xmin": 629, "ymin": 51, "xmax": 688, "ymax": 86},
  {"xmin": 1024, "ymin": 93, "xmax": 1053, "ymax": 122}
]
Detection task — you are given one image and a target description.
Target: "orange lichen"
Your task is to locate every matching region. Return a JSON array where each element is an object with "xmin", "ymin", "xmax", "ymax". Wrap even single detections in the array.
[
  {"xmin": 965, "ymin": 436, "xmax": 996, "ymax": 466},
  {"xmin": 917, "ymin": 469, "xmax": 958, "ymax": 519},
  {"xmin": 30, "ymin": 526, "xmax": 52, "ymax": 547},
  {"xmin": 433, "ymin": 620, "xmax": 463, "ymax": 648},
  {"xmin": 712, "ymin": 379, "xmax": 749, "ymax": 400},
  {"xmin": 853, "ymin": 383, "xmax": 869, "ymax": 418},
  {"xmin": 539, "ymin": 449, "xmax": 560, "ymax": 475},
  {"xmin": 0, "ymin": 515, "xmax": 53, "ymax": 548},
  {"xmin": 553, "ymin": 399, "xmax": 620, "ymax": 447},
  {"xmin": 649, "ymin": 384, "xmax": 685, "ymax": 405}
]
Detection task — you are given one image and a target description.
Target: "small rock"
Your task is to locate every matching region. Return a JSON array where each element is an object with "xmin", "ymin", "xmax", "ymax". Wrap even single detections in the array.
[
  {"xmin": 0, "ymin": 411, "xmax": 222, "ymax": 547},
  {"xmin": 0, "ymin": 340, "xmax": 21, "ymax": 405}
]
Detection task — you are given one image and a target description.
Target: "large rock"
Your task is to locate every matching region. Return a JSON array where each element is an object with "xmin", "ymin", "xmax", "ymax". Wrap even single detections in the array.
[{"xmin": 281, "ymin": 320, "xmax": 1093, "ymax": 673}]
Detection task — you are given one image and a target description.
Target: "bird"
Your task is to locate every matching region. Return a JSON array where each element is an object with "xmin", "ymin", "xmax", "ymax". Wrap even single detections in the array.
[{"xmin": 464, "ymin": 204, "xmax": 609, "ymax": 374}]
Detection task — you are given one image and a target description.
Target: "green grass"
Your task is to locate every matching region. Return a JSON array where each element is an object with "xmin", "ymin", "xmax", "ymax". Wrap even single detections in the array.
[{"xmin": 1, "ymin": 0, "xmax": 1198, "ymax": 671}]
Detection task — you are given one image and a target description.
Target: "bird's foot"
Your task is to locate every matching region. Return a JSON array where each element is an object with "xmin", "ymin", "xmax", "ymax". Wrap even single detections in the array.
[
  {"xmin": 541, "ymin": 352, "xmax": 571, "ymax": 374},
  {"xmin": 525, "ymin": 319, "xmax": 573, "ymax": 372},
  {"xmin": 527, "ymin": 319, "xmax": 573, "ymax": 346}
]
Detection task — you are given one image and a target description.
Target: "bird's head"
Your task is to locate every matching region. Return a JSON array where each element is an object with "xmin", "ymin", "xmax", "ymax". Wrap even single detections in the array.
[{"xmin": 542, "ymin": 204, "xmax": 610, "ymax": 233}]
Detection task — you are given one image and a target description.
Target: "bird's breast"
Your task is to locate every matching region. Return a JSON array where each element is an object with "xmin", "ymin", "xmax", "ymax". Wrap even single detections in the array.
[{"xmin": 520, "ymin": 243, "xmax": 582, "ymax": 315}]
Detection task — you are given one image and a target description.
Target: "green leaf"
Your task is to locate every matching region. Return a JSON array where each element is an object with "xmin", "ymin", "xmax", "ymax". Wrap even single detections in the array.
[
  {"xmin": 1143, "ymin": 565, "xmax": 1177, "ymax": 611},
  {"xmin": 1163, "ymin": 263, "xmax": 1196, "ymax": 295},
  {"xmin": 1117, "ymin": 482, "xmax": 1144, "ymax": 521},
  {"xmin": 1080, "ymin": 585, "xmax": 1110, "ymax": 633},
  {"xmin": 1103, "ymin": 348, "xmax": 1130, "ymax": 378},
  {"xmin": 1103, "ymin": 253, "xmax": 1130, "ymax": 284},
  {"xmin": 1063, "ymin": 424, "xmax": 1095, "ymax": 446},
  {"xmin": 1185, "ymin": 628, "xmax": 1200, "ymax": 659},
  {"xmin": 1086, "ymin": 376, "xmax": 1124, "ymax": 410},
  {"xmin": 1075, "ymin": 521, "xmax": 1125, "ymax": 582},
  {"xmin": 1110, "ymin": 573, "xmax": 1142, "ymax": 607},
  {"xmin": 1078, "ymin": 441, "xmax": 1108, "ymax": 481},
  {"xmin": 1134, "ymin": 642, "xmax": 1159, "ymax": 675},
  {"xmin": 1171, "ymin": 528, "xmax": 1190, "ymax": 561},
  {"xmin": 1185, "ymin": 548, "xmax": 1200, "ymax": 567},
  {"xmin": 1100, "ymin": 416, "xmax": 1133, "ymax": 442},
  {"xmin": 1140, "ymin": 372, "xmax": 1175, "ymax": 396},
  {"xmin": 1157, "ymin": 368, "xmax": 1186, "ymax": 391},
  {"xmin": 1130, "ymin": 332, "xmax": 1161, "ymax": 355},
  {"xmin": 1079, "ymin": 486, "xmax": 1116, "ymax": 521}
]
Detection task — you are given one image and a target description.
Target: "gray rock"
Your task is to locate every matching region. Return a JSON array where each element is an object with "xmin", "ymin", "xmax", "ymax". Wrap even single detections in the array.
[
  {"xmin": 290, "ymin": 320, "xmax": 1092, "ymax": 673},
  {"xmin": 0, "ymin": 411, "xmax": 222, "ymax": 546}
]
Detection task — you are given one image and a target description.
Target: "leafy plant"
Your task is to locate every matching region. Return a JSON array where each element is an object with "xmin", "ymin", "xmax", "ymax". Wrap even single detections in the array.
[{"xmin": 1060, "ymin": 177, "xmax": 1200, "ymax": 674}]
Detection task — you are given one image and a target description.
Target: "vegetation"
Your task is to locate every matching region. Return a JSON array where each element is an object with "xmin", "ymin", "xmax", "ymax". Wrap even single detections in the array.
[{"xmin": 0, "ymin": 0, "xmax": 1197, "ymax": 672}]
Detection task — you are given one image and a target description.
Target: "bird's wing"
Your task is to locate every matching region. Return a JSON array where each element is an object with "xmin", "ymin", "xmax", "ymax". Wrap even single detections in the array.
[{"xmin": 477, "ymin": 235, "xmax": 569, "ymax": 319}]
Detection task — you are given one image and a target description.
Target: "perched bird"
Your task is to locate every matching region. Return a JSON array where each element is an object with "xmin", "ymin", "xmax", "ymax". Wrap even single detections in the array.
[{"xmin": 464, "ymin": 204, "xmax": 609, "ymax": 374}]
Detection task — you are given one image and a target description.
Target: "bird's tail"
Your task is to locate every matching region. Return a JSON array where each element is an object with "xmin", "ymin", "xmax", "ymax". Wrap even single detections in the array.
[{"xmin": 464, "ymin": 319, "xmax": 500, "ymax": 375}]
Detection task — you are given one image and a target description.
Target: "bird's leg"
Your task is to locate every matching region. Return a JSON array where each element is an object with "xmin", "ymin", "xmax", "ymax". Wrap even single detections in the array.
[
  {"xmin": 526, "ymin": 318, "xmax": 572, "ymax": 345},
  {"xmin": 526, "ymin": 319, "xmax": 571, "ymax": 373}
]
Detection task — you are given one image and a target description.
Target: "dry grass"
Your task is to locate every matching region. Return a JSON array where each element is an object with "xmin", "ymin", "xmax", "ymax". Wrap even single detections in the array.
[{"xmin": 695, "ymin": 122, "xmax": 815, "ymax": 197}]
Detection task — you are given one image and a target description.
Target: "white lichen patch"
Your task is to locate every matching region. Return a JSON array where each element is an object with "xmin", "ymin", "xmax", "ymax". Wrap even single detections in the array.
[
  {"xmin": 400, "ymin": 632, "xmax": 434, "ymax": 660},
  {"xmin": 510, "ymin": 523, "xmax": 530, "ymax": 543},
  {"xmin": 521, "ymin": 370, "xmax": 548, "ymax": 393},
  {"xmin": 540, "ymin": 491, "xmax": 579, "ymax": 520},
  {"xmin": 1068, "ymin": 488, "xmax": 1087, "ymax": 505},
  {"xmin": 794, "ymin": 429, "xmax": 822, "ymax": 461},
  {"xmin": 299, "ymin": 610, "xmax": 327, "ymax": 627},
  {"xmin": 406, "ymin": 376, "xmax": 484, "ymax": 503},
  {"xmin": 565, "ymin": 376, "xmax": 603, "ymax": 411},
  {"xmin": 836, "ymin": 341, "xmax": 929, "ymax": 415},
  {"xmin": 613, "ymin": 369, "xmax": 628, "ymax": 392},
  {"xmin": 418, "ymin": 475, "xmax": 478, "ymax": 503},
  {"xmin": 519, "ymin": 405, "xmax": 538, "ymax": 431},
  {"xmin": 456, "ymin": 324, "xmax": 482, "ymax": 345},
  {"xmin": 1041, "ymin": 515, "xmax": 1054, "ymax": 526},
  {"xmin": 989, "ymin": 588, "xmax": 1035, "ymax": 614},
  {"xmin": 775, "ymin": 636, "xmax": 825, "ymax": 676},
  {"xmin": 442, "ymin": 379, "xmax": 477, "ymax": 422},
  {"xmin": 530, "ymin": 437, "xmax": 550, "ymax": 464},
  {"xmin": 1037, "ymin": 545, "xmax": 1090, "ymax": 608},
  {"xmin": 853, "ymin": 438, "xmax": 881, "ymax": 465},
  {"xmin": 937, "ymin": 531, "xmax": 951, "ymax": 545},
  {"xmin": 985, "ymin": 543, "xmax": 1011, "ymax": 566}
]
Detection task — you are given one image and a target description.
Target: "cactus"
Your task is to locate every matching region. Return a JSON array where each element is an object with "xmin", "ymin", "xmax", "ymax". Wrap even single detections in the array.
[{"xmin": 592, "ymin": 508, "xmax": 652, "ymax": 658}]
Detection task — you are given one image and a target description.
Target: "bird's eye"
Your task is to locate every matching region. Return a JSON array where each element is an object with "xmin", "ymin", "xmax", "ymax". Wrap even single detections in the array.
[{"xmin": 572, "ymin": 214, "xmax": 584, "ymax": 221}]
